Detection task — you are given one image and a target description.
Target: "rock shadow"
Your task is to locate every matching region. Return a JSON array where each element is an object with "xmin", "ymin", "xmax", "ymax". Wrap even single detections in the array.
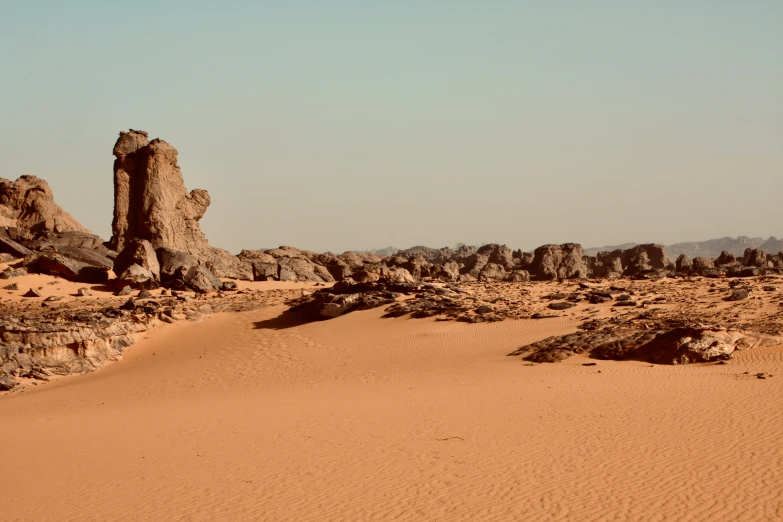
[{"xmin": 253, "ymin": 308, "xmax": 318, "ymax": 330}]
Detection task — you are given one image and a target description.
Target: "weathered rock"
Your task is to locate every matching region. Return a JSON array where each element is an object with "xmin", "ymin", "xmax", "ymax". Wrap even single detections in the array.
[
  {"xmin": 507, "ymin": 269, "xmax": 531, "ymax": 282},
  {"xmin": 28, "ymin": 247, "xmax": 113, "ymax": 283},
  {"xmin": 114, "ymin": 239, "xmax": 160, "ymax": 281},
  {"xmin": 0, "ymin": 374, "xmax": 17, "ymax": 390},
  {"xmin": 116, "ymin": 264, "xmax": 158, "ymax": 290},
  {"xmin": 675, "ymin": 254, "xmax": 692, "ymax": 273},
  {"xmin": 548, "ymin": 302, "xmax": 575, "ymax": 310},
  {"xmin": 530, "ymin": 244, "xmax": 588, "ymax": 280},
  {"xmin": 478, "ymin": 263, "xmax": 507, "ymax": 282},
  {"xmin": 727, "ymin": 289, "xmax": 750, "ymax": 301},
  {"xmin": 622, "ymin": 244, "xmax": 671, "ymax": 277},
  {"xmin": 183, "ymin": 265, "xmax": 221, "ymax": 293},
  {"xmin": 116, "ymin": 285, "xmax": 132, "ymax": 296},
  {"xmin": 432, "ymin": 260, "xmax": 460, "ymax": 282},
  {"xmin": 691, "ymin": 257, "xmax": 715, "ymax": 274},
  {"xmin": 109, "ymin": 130, "xmax": 249, "ymax": 279},
  {"xmin": 0, "ymin": 237, "xmax": 32, "ymax": 258},
  {"xmin": 0, "ymin": 176, "xmax": 90, "ymax": 233},
  {"xmin": 3, "ymin": 283, "xmax": 19, "ymax": 291},
  {"xmin": 156, "ymin": 247, "xmax": 198, "ymax": 283},
  {"xmin": 76, "ymin": 288, "xmax": 91, "ymax": 297},
  {"xmin": 23, "ymin": 288, "xmax": 41, "ymax": 297},
  {"xmin": 743, "ymin": 248, "xmax": 767, "ymax": 267},
  {"xmin": 715, "ymin": 251, "xmax": 736, "ymax": 266}
]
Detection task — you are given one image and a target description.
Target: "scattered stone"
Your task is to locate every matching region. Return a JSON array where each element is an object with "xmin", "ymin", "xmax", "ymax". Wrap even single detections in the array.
[
  {"xmin": 116, "ymin": 285, "xmax": 133, "ymax": 296},
  {"xmin": 138, "ymin": 289, "xmax": 152, "ymax": 299},
  {"xmin": 548, "ymin": 302, "xmax": 575, "ymax": 310},
  {"xmin": 3, "ymin": 283, "xmax": 18, "ymax": 291},
  {"xmin": 76, "ymin": 288, "xmax": 91, "ymax": 297},
  {"xmin": 727, "ymin": 289, "xmax": 750, "ymax": 301},
  {"xmin": 23, "ymin": 288, "xmax": 41, "ymax": 298}
]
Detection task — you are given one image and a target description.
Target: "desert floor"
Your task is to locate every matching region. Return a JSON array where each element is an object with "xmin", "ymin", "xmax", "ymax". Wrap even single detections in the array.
[{"xmin": 1, "ymin": 292, "xmax": 782, "ymax": 521}]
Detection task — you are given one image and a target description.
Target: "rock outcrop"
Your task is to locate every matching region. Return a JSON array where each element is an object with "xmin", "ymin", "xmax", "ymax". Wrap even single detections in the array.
[
  {"xmin": 529, "ymin": 244, "xmax": 588, "ymax": 280},
  {"xmin": 0, "ymin": 176, "xmax": 90, "ymax": 234},
  {"xmin": 109, "ymin": 130, "xmax": 250, "ymax": 279}
]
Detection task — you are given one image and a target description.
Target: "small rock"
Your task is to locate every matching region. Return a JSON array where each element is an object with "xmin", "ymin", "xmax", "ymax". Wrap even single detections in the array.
[
  {"xmin": 77, "ymin": 288, "xmax": 91, "ymax": 297},
  {"xmin": 0, "ymin": 375, "xmax": 17, "ymax": 391},
  {"xmin": 44, "ymin": 295, "xmax": 64, "ymax": 302},
  {"xmin": 120, "ymin": 298, "xmax": 138, "ymax": 311},
  {"xmin": 138, "ymin": 289, "xmax": 152, "ymax": 299},
  {"xmin": 116, "ymin": 285, "xmax": 133, "ymax": 296},
  {"xmin": 3, "ymin": 283, "xmax": 19, "ymax": 291},
  {"xmin": 221, "ymin": 281, "xmax": 238, "ymax": 291},
  {"xmin": 727, "ymin": 289, "xmax": 750, "ymax": 301},
  {"xmin": 23, "ymin": 288, "xmax": 41, "ymax": 298},
  {"xmin": 548, "ymin": 302, "xmax": 575, "ymax": 310},
  {"xmin": 613, "ymin": 301, "xmax": 637, "ymax": 307}
]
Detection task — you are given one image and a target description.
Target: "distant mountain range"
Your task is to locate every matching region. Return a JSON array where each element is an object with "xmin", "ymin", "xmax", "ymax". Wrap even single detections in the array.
[
  {"xmin": 584, "ymin": 236, "xmax": 782, "ymax": 259},
  {"xmin": 360, "ymin": 236, "xmax": 782, "ymax": 260}
]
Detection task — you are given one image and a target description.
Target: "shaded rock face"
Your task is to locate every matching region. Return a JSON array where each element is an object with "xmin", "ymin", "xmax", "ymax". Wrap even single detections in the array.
[
  {"xmin": 28, "ymin": 247, "xmax": 113, "ymax": 284},
  {"xmin": 622, "ymin": 244, "xmax": 670, "ymax": 277},
  {"xmin": 530, "ymin": 244, "xmax": 587, "ymax": 280},
  {"xmin": 114, "ymin": 239, "xmax": 160, "ymax": 280},
  {"xmin": 0, "ymin": 176, "xmax": 90, "ymax": 234},
  {"xmin": 109, "ymin": 130, "xmax": 249, "ymax": 279}
]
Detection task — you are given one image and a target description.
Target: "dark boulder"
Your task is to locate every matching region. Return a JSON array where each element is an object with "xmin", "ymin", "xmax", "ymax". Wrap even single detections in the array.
[
  {"xmin": 183, "ymin": 265, "xmax": 221, "ymax": 293},
  {"xmin": 156, "ymin": 247, "xmax": 197, "ymax": 283},
  {"xmin": 0, "ymin": 237, "xmax": 32, "ymax": 258},
  {"xmin": 116, "ymin": 264, "xmax": 158, "ymax": 290},
  {"xmin": 114, "ymin": 239, "xmax": 160, "ymax": 280},
  {"xmin": 530, "ymin": 243, "xmax": 588, "ymax": 280},
  {"xmin": 28, "ymin": 247, "xmax": 113, "ymax": 283}
]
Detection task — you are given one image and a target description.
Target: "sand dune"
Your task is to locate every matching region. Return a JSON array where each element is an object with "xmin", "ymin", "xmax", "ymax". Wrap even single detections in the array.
[{"xmin": 1, "ymin": 303, "xmax": 782, "ymax": 521}]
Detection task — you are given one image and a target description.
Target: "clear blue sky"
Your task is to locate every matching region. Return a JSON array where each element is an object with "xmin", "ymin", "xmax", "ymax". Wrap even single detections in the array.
[{"xmin": 1, "ymin": 1, "xmax": 781, "ymax": 253}]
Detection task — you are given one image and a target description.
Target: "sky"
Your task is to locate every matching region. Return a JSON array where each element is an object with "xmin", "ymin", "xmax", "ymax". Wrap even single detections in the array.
[{"xmin": 1, "ymin": 1, "xmax": 781, "ymax": 254}]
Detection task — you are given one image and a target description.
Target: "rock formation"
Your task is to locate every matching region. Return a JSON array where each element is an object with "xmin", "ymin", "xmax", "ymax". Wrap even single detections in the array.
[
  {"xmin": 109, "ymin": 130, "xmax": 249, "ymax": 279},
  {"xmin": 0, "ymin": 175, "xmax": 89, "ymax": 234}
]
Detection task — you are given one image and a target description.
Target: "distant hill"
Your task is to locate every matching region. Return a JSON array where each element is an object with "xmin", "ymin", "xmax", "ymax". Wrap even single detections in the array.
[{"xmin": 586, "ymin": 236, "xmax": 781, "ymax": 259}]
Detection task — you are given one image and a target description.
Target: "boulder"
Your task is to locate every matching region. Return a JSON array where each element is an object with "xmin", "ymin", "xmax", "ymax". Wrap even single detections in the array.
[
  {"xmin": 183, "ymin": 265, "xmax": 221, "ymax": 293},
  {"xmin": 478, "ymin": 263, "xmax": 507, "ymax": 282},
  {"xmin": 432, "ymin": 260, "xmax": 460, "ymax": 282},
  {"xmin": 715, "ymin": 251, "xmax": 736, "ymax": 266},
  {"xmin": 691, "ymin": 257, "xmax": 715, "ymax": 274},
  {"xmin": 594, "ymin": 250, "xmax": 624, "ymax": 278},
  {"xmin": 0, "ymin": 175, "xmax": 90, "ymax": 233},
  {"xmin": 116, "ymin": 264, "xmax": 158, "ymax": 290},
  {"xmin": 675, "ymin": 254, "xmax": 692, "ymax": 273},
  {"xmin": 156, "ymin": 247, "xmax": 198, "ymax": 283},
  {"xmin": 29, "ymin": 247, "xmax": 113, "ymax": 283},
  {"xmin": 743, "ymin": 248, "xmax": 767, "ymax": 267},
  {"xmin": 622, "ymin": 244, "xmax": 670, "ymax": 278},
  {"xmin": 530, "ymin": 244, "xmax": 588, "ymax": 280},
  {"xmin": 114, "ymin": 239, "xmax": 161, "ymax": 281},
  {"xmin": 507, "ymin": 269, "xmax": 531, "ymax": 282},
  {"xmin": 0, "ymin": 237, "xmax": 32, "ymax": 258}
]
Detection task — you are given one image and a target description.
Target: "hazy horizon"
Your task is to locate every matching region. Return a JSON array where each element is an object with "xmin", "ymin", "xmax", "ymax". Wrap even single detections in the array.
[{"xmin": 2, "ymin": 2, "xmax": 781, "ymax": 254}]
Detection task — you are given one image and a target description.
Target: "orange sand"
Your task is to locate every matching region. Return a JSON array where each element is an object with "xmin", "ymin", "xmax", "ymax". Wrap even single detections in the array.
[{"xmin": 1, "ymin": 303, "xmax": 782, "ymax": 521}]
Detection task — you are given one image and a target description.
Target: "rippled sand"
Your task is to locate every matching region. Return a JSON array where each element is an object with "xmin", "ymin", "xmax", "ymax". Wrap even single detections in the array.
[{"xmin": 1, "ymin": 303, "xmax": 781, "ymax": 521}]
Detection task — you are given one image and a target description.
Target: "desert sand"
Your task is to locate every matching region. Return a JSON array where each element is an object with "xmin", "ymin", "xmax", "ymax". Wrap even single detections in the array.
[{"xmin": 1, "ymin": 292, "xmax": 782, "ymax": 521}]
